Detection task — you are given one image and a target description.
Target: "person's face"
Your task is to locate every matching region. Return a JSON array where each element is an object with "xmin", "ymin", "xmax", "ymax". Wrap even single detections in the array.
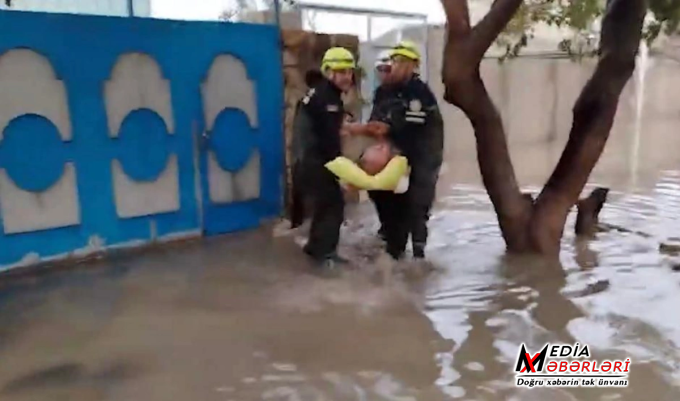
[
  {"xmin": 390, "ymin": 55, "xmax": 417, "ymax": 83},
  {"xmin": 327, "ymin": 68, "xmax": 354, "ymax": 92},
  {"xmin": 376, "ymin": 65, "xmax": 391, "ymax": 84}
]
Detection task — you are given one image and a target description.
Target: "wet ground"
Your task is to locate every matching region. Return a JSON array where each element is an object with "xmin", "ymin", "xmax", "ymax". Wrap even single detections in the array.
[{"xmin": 1, "ymin": 136, "xmax": 680, "ymax": 400}]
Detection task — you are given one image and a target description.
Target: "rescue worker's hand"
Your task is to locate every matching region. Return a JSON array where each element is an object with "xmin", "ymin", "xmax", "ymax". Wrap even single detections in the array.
[
  {"xmin": 340, "ymin": 182, "xmax": 360, "ymax": 194},
  {"xmin": 366, "ymin": 121, "xmax": 389, "ymax": 137},
  {"xmin": 340, "ymin": 124, "xmax": 352, "ymax": 137},
  {"xmin": 342, "ymin": 122, "xmax": 365, "ymax": 137}
]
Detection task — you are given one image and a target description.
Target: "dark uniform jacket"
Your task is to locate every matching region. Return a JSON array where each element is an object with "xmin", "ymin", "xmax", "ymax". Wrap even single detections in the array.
[
  {"xmin": 289, "ymin": 77, "xmax": 345, "ymax": 228},
  {"xmin": 369, "ymin": 74, "xmax": 444, "ymax": 170},
  {"xmin": 369, "ymin": 74, "xmax": 444, "ymax": 207},
  {"xmin": 291, "ymin": 78, "xmax": 345, "ymax": 168}
]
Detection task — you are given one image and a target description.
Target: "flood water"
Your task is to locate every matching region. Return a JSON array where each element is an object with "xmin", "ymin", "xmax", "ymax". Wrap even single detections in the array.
[{"xmin": 1, "ymin": 129, "xmax": 679, "ymax": 400}]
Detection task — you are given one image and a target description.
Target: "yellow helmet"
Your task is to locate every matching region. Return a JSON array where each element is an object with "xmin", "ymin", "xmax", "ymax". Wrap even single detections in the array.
[
  {"xmin": 389, "ymin": 40, "xmax": 420, "ymax": 61},
  {"xmin": 321, "ymin": 47, "xmax": 356, "ymax": 71}
]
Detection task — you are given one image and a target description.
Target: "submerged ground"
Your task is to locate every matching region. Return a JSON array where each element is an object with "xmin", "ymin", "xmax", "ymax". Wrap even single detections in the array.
[{"xmin": 0, "ymin": 129, "xmax": 679, "ymax": 400}]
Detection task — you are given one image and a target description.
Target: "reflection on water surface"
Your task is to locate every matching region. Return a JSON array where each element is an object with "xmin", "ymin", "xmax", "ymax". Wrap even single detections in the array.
[{"xmin": 1, "ymin": 136, "xmax": 679, "ymax": 400}]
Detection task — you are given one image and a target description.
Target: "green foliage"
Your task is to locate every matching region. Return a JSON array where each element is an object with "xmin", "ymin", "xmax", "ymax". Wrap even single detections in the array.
[
  {"xmin": 647, "ymin": 0, "xmax": 680, "ymax": 42},
  {"xmin": 495, "ymin": 0, "xmax": 680, "ymax": 60},
  {"xmin": 220, "ymin": 0, "xmax": 297, "ymax": 22}
]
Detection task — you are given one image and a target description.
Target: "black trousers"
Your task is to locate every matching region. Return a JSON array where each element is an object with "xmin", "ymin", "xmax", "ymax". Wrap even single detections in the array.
[
  {"xmin": 299, "ymin": 162, "xmax": 345, "ymax": 260},
  {"xmin": 368, "ymin": 190, "xmax": 388, "ymax": 235},
  {"xmin": 369, "ymin": 190, "xmax": 408, "ymax": 259},
  {"xmin": 369, "ymin": 165, "xmax": 439, "ymax": 259}
]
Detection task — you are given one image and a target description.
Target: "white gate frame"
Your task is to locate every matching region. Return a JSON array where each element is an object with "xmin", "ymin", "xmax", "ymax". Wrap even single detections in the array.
[{"xmin": 295, "ymin": 3, "xmax": 429, "ymax": 121}]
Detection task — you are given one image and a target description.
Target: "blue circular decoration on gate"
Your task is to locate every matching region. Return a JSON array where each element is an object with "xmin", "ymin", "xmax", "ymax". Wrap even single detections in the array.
[
  {"xmin": 209, "ymin": 108, "xmax": 255, "ymax": 173},
  {"xmin": 1, "ymin": 114, "xmax": 66, "ymax": 193},
  {"xmin": 116, "ymin": 108, "xmax": 171, "ymax": 182}
]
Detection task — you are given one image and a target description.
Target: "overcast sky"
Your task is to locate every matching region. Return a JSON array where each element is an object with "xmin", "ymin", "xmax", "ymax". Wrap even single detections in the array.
[
  {"xmin": 152, "ymin": 0, "xmax": 446, "ymax": 24},
  {"xmin": 151, "ymin": 0, "xmax": 446, "ymax": 46}
]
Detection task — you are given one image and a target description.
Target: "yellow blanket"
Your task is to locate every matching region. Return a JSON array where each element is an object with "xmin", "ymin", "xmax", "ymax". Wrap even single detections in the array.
[{"xmin": 325, "ymin": 156, "xmax": 409, "ymax": 191}]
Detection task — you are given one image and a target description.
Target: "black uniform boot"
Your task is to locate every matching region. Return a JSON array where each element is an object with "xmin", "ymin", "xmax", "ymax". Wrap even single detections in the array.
[
  {"xmin": 412, "ymin": 243, "xmax": 426, "ymax": 259},
  {"xmin": 377, "ymin": 225, "xmax": 388, "ymax": 241}
]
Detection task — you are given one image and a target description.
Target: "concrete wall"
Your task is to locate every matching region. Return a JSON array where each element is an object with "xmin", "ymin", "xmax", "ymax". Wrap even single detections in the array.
[
  {"xmin": 424, "ymin": 27, "xmax": 680, "ymax": 187},
  {"xmin": 0, "ymin": 11, "xmax": 283, "ymax": 271}
]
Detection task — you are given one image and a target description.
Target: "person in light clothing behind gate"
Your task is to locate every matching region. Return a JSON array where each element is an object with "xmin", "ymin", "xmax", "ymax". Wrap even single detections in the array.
[{"xmin": 374, "ymin": 49, "xmax": 392, "ymax": 86}]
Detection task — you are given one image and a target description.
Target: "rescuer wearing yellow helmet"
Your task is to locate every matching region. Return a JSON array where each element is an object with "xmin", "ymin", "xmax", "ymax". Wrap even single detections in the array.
[
  {"xmin": 366, "ymin": 40, "xmax": 445, "ymax": 260},
  {"xmin": 289, "ymin": 47, "xmax": 381, "ymax": 269}
]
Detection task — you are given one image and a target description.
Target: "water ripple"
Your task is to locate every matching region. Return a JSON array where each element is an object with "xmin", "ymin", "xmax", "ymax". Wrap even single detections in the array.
[{"xmin": 423, "ymin": 170, "xmax": 680, "ymax": 399}]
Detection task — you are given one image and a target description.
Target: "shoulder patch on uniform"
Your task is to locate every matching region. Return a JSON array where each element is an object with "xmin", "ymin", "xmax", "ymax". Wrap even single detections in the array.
[
  {"xmin": 302, "ymin": 88, "xmax": 315, "ymax": 105},
  {"xmin": 405, "ymin": 116, "xmax": 426, "ymax": 124},
  {"xmin": 406, "ymin": 98, "xmax": 427, "ymax": 118}
]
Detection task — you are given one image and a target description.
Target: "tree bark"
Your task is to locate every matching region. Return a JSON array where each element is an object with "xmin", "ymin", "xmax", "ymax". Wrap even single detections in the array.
[
  {"xmin": 440, "ymin": 0, "xmax": 647, "ymax": 256},
  {"xmin": 441, "ymin": 0, "xmax": 532, "ymax": 251}
]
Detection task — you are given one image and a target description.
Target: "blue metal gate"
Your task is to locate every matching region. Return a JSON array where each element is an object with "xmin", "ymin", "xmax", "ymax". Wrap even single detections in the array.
[{"xmin": 0, "ymin": 11, "xmax": 283, "ymax": 269}]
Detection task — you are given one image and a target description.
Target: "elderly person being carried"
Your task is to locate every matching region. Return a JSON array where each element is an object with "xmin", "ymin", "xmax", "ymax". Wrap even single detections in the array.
[{"xmin": 325, "ymin": 130, "xmax": 410, "ymax": 195}]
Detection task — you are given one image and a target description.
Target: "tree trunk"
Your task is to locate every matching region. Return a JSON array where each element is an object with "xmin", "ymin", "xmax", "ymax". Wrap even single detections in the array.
[{"xmin": 440, "ymin": 0, "xmax": 647, "ymax": 256}]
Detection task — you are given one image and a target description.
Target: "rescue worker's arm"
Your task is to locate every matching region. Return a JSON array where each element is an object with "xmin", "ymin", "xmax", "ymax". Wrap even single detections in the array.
[
  {"xmin": 342, "ymin": 105, "xmax": 387, "ymax": 137},
  {"xmin": 342, "ymin": 122, "xmax": 365, "ymax": 136},
  {"xmin": 305, "ymin": 90, "xmax": 344, "ymax": 163},
  {"xmin": 342, "ymin": 121, "xmax": 389, "ymax": 138},
  {"xmin": 362, "ymin": 86, "xmax": 390, "ymax": 137},
  {"xmin": 368, "ymin": 86, "xmax": 386, "ymax": 122},
  {"xmin": 406, "ymin": 83, "xmax": 444, "ymax": 175}
]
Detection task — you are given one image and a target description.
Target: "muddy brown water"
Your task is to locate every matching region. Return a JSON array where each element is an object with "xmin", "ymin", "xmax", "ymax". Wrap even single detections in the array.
[{"xmin": 1, "ymin": 135, "xmax": 679, "ymax": 400}]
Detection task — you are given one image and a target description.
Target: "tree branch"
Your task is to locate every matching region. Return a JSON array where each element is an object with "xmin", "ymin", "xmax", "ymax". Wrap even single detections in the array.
[
  {"xmin": 440, "ymin": 0, "xmax": 472, "ymax": 37},
  {"xmin": 441, "ymin": 0, "xmax": 474, "ymax": 102},
  {"xmin": 440, "ymin": 0, "xmax": 524, "ymax": 78},
  {"xmin": 534, "ymin": 0, "xmax": 647, "ymax": 231},
  {"xmin": 440, "ymin": 0, "xmax": 473, "ymax": 84},
  {"xmin": 470, "ymin": 0, "xmax": 525, "ymax": 61}
]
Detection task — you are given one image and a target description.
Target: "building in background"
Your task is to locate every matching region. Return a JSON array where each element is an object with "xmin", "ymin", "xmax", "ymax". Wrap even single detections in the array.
[{"xmin": 0, "ymin": 0, "xmax": 151, "ymax": 17}]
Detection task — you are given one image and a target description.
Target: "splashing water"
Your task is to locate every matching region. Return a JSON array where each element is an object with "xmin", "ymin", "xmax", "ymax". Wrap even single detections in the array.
[{"xmin": 630, "ymin": 41, "xmax": 649, "ymax": 187}]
